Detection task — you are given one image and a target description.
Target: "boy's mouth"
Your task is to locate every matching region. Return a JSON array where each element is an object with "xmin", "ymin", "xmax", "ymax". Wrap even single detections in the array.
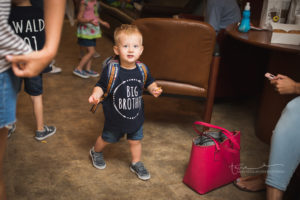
[{"xmin": 127, "ymin": 55, "xmax": 134, "ymax": 58}]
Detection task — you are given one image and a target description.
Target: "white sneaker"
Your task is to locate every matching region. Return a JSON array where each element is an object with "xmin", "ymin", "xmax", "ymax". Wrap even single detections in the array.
[{"xmin": 50, "ymin": 65, "xmax": 62, "ymax": 74}]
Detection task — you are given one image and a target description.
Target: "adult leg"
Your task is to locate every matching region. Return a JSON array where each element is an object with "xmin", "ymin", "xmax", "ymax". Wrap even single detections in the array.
[
  {"xmin": 266, "ymin": 186, "xmax": 283, "ymax": 200},
  {"xmin": 266, "ymin": 97, "xmax": 300, "ymax": 199},
  {"xmin": 30, "ymin": 95, "xmax": 44, "ymax": 131},
  {"xmin": 0, "ymin": 69, "xmax": 20, "ymax": 199},
  {"xmin": 234, "ymin": 174, "xmax": 266, "ymax": 192},
  {"xmin": 0, "ymin": 128, "xmax": 8, "ymax": 200}
]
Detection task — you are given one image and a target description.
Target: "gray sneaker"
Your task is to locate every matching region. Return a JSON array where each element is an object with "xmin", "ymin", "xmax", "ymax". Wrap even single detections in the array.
[
  {"xmin": 90, "ymin": 147, "xmax": 106, "ymax": 169},
  {"xmin": 35, "ymin": 125, "xmax": 56, "ymax": 141},
  {"xmin": 6, "ymin": 123, "xmax": 16, "ymax": 138},
  {"xmin": 130, "ymin": 161, "xmax": 150, "ymax": 180}
]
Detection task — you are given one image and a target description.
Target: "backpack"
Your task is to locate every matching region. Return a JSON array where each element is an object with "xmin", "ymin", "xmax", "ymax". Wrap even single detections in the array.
[{"xmin": 90, "ymin": 56, "xmax": 148, "ymax": 113}]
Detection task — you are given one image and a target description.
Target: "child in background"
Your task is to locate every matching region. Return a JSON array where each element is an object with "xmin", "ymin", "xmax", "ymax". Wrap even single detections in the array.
[
  {"xmin": 88, "ymin": 24, "xmax": 162, "ymax": 180},
  {"xmin": 8, "ymin": 0, "xmax": 56, "ymax": 140},
  {"xmin": 73, "ymin": 0, "xmax": 110, "ymax": 78}
]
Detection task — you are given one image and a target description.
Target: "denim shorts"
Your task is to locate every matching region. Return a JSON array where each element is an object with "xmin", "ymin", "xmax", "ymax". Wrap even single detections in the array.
[
  {"xmin": 77, "ymin": 38, "xmax": 96, "ymax": 47},
  {"xmin": 0, "ymin": 68, "xmax": 20, "ymax": 128},
  {"xmin": 22, "ymin": 74, "xmax": 43, "ymax": 96},
  {"xmin": 102, "ymin": 126, "xmax": 143, "ymax": 143}
]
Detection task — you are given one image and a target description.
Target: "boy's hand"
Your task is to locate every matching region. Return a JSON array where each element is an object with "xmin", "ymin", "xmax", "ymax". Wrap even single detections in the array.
[
  {"xmin": 89, "ymin": 86, "xmax": 104, "ymax": 104},
  {"xmin": 89, "ymin": 94, "xmax": 101, "ymax": 104},
  {"xmin": 152, "ymin": 86, "xmax": 163, "ymax": 98}
]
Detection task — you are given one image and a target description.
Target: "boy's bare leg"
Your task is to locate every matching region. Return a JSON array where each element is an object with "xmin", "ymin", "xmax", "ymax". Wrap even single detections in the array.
[
  {"xmin": 128, "ymin": 140, "xmax": 141, "ymax": 163},
  {"xmin": 0, "ymin": 128, "xmax": 8, "ymax": 200},
  {"xmin": 30, "ymin": 95, "xmax": 44, "ymax": 131},
  {"xmin": 266, "ymin": 185, "xmax": 283, "ymax": 200},
  {"xmin": 94, "ymin": 136, "xmax": 109, "ymax": 152}
]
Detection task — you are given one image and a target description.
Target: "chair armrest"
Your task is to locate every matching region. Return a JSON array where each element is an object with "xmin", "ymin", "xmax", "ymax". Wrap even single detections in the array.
[{"xmin": 177, "ymin": 13, "xmax": 204, "ymax": 21}]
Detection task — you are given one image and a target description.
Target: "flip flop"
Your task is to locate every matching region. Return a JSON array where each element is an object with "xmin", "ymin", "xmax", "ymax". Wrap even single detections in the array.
[{"xmin": 233, "ymin": 178, "xmax": 266, "ymax": 192}]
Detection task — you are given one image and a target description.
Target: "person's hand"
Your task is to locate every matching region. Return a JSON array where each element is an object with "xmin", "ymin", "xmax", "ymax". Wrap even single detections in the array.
[
  {"xmin": 91, "ymin": 19, "xmax": 99, "ymax": 26},
  {"xmin": 152, "ymin": 86, "xmax": 163, "ymax": 98},
  {"xmin": 88, "ymin": 93, "xmax": 101, "ymax": 104},
  {"xmin": 6, "ymin": 49, "xmax": 53, "ymax": 78},
  {"xmin": 270, "ymin": 74, "xmax": 297, "ymax": 95},
  {"xmin": 101, "ymin": 21, "xmax": 110, "ymax": 29}
]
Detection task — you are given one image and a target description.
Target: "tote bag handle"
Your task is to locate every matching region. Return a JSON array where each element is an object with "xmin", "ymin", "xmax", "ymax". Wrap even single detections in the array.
[
  {"xmin": 194, "ymin": 121, "xmax": 240, "ymax": 150},
  {"xmin": 193, "ymin": 124, "xmax": 221, "ymax": 151}
]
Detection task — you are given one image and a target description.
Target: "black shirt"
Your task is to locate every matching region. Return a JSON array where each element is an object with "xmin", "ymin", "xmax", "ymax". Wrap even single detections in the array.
[
  {"xmin": 96, "ymin": 63, "xmax": 155, "ymax": 133},
  {"xmin": 8, "ymin": 5, "xmax": 51, "ymax": 73}
]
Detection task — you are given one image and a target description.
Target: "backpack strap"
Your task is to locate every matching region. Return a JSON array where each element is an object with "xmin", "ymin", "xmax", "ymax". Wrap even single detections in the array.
[
  {"xmin": 90, "ymin": 57, "xmax": 119, "ymax": 113},
  {"xmin": 136, "ymin": 61, "xmax": 148, "ymax": 86},
  {"xmin": 104, "ymin": 60, "xmax": 119, "ymax": 99}
]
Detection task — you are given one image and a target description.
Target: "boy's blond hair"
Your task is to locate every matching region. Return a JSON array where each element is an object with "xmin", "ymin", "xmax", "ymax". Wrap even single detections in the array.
[{"xmin": 114, "ymin": 24, "xmax": 143, "ymax": 45}]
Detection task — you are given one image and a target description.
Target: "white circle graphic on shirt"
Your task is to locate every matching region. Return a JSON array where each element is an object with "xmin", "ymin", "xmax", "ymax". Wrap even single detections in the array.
[{"xmin": 112, "ymin": 79, "xmax": 142, "ymax": 120}]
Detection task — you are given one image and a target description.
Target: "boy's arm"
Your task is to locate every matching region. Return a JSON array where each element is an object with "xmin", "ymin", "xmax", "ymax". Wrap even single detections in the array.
[
  {"xmin": 147, "ymin": 82, "xmax": 162, "ymax": 98},
  {"xmin": 7, "ymin": 0, "xmax": 66, "ymax": 77},
  {"xmin": 89, "ymin": 86, "xmax": 104, "ymax": 104}
]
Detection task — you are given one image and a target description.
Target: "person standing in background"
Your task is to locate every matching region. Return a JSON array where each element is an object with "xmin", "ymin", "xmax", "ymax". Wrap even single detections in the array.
[
  {"xmin": 8, "ymin": 0, "xmax": 57, "ymax": 140},
  {"xmin": 1, "ymin": 1, "xmax": 66, "ymax": 199},
  {"xmin": 205, "ymin": 0, "xmax": 241, "ymax": 33},
  {"xmin": 73, "ymin": 0, "xmax": 110, "ymax": 79}
]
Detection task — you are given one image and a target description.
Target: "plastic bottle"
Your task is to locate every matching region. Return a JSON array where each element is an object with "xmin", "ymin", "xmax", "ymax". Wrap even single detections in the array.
[{"xmin": 238, "ymin": 2, "xmax": 251, "ymax": 33}]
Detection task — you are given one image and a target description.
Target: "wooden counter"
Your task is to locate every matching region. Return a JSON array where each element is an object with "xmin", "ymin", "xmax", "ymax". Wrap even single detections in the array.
[{"xmin": 226, "ymin": 23, "xmax": 300, "ymax": 144}]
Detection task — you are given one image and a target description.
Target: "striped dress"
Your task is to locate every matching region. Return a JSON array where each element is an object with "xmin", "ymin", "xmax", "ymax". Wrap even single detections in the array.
[{"xmin": 0, "ymin": 0, "xmax": 32, "ymax": 73}]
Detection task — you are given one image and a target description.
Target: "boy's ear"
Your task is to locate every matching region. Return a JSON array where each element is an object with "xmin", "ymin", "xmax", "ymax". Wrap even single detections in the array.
[
  {"xmin": 140, "ymin": 45, "xmax": 144, "ymax": 54},
  {"xmin": 113, "ymin": 45, "xmax": 119, "ymax": 55}
]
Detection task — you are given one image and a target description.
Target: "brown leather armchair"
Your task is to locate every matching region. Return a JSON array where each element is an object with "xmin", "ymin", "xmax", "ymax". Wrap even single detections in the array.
[
  {"xmin": 133, "ymin": 18, "xmax": 220, "ymax": 123},
  {"xmin": 99, "ymin": 0, "xmax": 200, "ymax": 39}
]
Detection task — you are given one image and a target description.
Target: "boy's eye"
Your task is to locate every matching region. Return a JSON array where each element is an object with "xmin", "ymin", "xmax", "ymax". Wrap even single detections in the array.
[
  {"xmin": 123, "ymin": 45, "xmax": 128, "ymax": 48},
  {"xmin": 134, "ymin": 45, "xmax": 139, "ymax": 48}
]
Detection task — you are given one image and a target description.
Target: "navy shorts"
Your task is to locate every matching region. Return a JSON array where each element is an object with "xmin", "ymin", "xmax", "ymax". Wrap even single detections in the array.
[
  {"xmin": 77, "ymin": 38, "xmax": 96, "ymax": 47},
  {"xmin": 102, "ymin": 126, "xmax": 143, "ymax": 143},
  {"xmin": 21, "ymin": 74, "xmax": 43, "ymax": 96}
]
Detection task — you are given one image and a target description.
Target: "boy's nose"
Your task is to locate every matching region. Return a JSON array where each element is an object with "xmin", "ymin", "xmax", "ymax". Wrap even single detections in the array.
[{"xmin": 128, "ymin": 47, "xmax": 133, "ymax": 52}]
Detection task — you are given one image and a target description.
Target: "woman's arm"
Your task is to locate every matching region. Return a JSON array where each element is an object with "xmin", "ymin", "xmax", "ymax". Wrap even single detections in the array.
[
  {"xmin": 271, "ymin": 74, "xmax": 300, "ymax": 95},
  {"xmin": 6, "ymin": 0, "xmax": 66, "ymax": 77}
]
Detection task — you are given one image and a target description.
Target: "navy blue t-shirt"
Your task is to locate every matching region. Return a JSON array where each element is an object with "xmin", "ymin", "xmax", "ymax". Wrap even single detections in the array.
[
  {"xmin": 8, "ymin": 5, "xmax": 51, "ymax": 73},
  {"xmin": 96, "ymin": 63, "xmax": 155, "ymax": 133}
]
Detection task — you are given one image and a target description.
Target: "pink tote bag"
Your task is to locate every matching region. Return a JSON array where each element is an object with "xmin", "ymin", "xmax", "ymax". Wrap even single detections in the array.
[{"xmin": 183, "ymin": 121, "xmax": 241, "ymax": 194}]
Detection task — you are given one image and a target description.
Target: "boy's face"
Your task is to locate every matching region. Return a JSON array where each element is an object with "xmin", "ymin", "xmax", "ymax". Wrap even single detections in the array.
[{"xmin": 113, "ymin": 32, "xmax": 144, "ymax": 68}]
